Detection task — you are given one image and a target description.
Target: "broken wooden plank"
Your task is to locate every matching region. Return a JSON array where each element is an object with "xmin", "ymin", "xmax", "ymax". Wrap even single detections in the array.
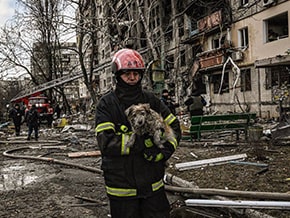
[
  {"xmin": 185, "ymin": 199, "xmax": 290, "ymax": 210},
  {"xmin": 175, "ymin": 153, "xmax": 247, "ymax": 171},
  {"xmin": 68, "ymin": 150, "xmax": 101, "ymax": 158}
]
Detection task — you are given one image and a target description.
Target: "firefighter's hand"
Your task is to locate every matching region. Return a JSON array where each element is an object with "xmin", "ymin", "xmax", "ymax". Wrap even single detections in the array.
[
  {"xmin": 144, "ymin": 137, "xmax": 154, "ymax": 148},
  {"xmin": 143, "ymin": 146, "xmax": 164, "ymax": 162}
]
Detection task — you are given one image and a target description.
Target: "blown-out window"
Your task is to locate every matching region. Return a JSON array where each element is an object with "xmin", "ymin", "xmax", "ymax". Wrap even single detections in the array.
[
  {"xmin": 264, "ymin": 12, "xmax": 288, "ymax": 43},
  {"xmin": 212, "ymin": 72, "xmax": 229, "ymax": 94},
  {"xmin": 180, "ymin": 50, "xmax": 186, "ymax": 66},
  {"xmin": 240, "ymin": 0, "xmax": 249, "ymax": 7},
  {"xmin": 241, "ymin": 68, "xmax": 251, "ymax": 92},
  {"xmin": 265, "ymin": 66, "xmax": 290, "ymax": 89}
]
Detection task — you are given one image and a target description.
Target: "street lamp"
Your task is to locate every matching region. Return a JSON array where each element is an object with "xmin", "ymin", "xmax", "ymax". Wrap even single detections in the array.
[{"xmin": 150, "ymin": 60, "xmax": 165, "ymax": 95}]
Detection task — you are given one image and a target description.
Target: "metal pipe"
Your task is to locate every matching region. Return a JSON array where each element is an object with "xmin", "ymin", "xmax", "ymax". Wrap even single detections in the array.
[{"xmin": 185, "ymin": 199, "xmax": 290, "ymax": 210}]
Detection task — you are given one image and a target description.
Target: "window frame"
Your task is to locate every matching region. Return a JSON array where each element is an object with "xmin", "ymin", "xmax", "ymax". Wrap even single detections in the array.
[
  {"xmin": 240, "ymin": 68, "xmax": 252, "ymax": 92},
  {"xmin": 212, "ymin": 72, "xmax": 229, "ymax": 94},
  {"xmin": 238, "ymin": 27, "xmax": 249, "ymax": 48},
  {"xmin": 264, "ymin": 12, "xmax": 289, "ymax": 43}
]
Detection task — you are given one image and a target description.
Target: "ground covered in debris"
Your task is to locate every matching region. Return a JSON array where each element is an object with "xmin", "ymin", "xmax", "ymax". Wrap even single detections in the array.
[{"xmin": 0, "ymin": 121, "xmax": 289, "ymax": 218}]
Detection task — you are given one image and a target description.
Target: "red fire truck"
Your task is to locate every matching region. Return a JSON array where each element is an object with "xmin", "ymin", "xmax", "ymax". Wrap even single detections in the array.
[
  {"xmin": 26, "ymin": 95, "xmax": 54, "ymax": 125},
  {"xmin": 11, "ymin": 93, "xmax": 54, "ymax": 125}
]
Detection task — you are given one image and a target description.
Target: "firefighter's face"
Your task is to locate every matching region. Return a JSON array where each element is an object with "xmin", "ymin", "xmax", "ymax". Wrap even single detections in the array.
[{"xmin": 120, "ymin": 71, "xmax": 141, "ymax": 85}]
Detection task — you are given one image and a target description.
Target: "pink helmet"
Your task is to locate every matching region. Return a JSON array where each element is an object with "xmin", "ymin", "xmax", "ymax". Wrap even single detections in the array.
[{"xmin": 112, "ymin": 48, "xmax": 145, "ymax": 75}]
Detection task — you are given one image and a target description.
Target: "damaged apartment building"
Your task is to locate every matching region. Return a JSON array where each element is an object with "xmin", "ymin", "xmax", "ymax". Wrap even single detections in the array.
[{"xmin": 81, "ymin": 0, "xmax": 290, "ymax": 119}]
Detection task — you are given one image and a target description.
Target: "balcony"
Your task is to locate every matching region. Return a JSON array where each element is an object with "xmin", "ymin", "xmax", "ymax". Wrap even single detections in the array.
[
  {"xmin": 197, "ymin": 10, "xmax": 222, "ymax": 32},
  {"xmin": 182, "ymin": 9, "xmax": 229, "ymax": 44},
  {"xmin": 198, "ymin": 48, "xmax": 226, "ymax": 69}
]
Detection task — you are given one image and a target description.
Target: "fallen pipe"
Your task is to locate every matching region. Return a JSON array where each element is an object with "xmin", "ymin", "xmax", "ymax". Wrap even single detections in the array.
[
  {"xmin": 165, "ymin": 185, "xmax": 290, "ymax": 201},
  {"xmin": 185, "ymin": 199, "xmax": 290, "ymax": 210},
  {"xmin": 165, "ymin": 173, "xmax": 275, "ymax": 218},
  {"xmin": 2, "ymin": 146, "xmax": 103, "ymax": 174}
]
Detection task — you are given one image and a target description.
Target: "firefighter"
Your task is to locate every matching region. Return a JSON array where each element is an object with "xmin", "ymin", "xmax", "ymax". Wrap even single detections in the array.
[
  {"xmin": 9, "ymin": 103, "xmax": 24, "ymax": 136},
  {"xmin": 95, "ymin": 48, "xmax": 181, "ymax": 218},
  {"xmin": 25, "ymin": 104, "xmax": 40, "ymax": 140},
  {"xmin": 160, "ymin": 89, "xmax": 179, "ymax": 115}
]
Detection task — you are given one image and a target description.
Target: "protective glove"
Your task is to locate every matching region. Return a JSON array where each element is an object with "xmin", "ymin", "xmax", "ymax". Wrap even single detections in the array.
[
  {"xmin": 143, "ymin": 147, "xmax": 164, "ymax": 162},
  {"xmin": 143, "ymin": 137, "xmax": 164, "ymax": 162}
]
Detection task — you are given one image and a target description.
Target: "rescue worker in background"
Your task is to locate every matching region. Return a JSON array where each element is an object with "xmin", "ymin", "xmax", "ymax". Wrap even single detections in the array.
[
  {"xmin": 160, "ymin": 89, "xmax": 179, "ymax": 115},
  {"xmin": 9, "ymin": 103, "xmax": 24, "ymax": 136},
  {"xmin": 185, "ymin": 90, "xmax": 207, "ymax": 139},
  {"xmin": 25, "ymin": 104, "xmax": 40, "ymax": 140},
  {"xmin": 188, "ymin": 91, "xmax": 207, "ymax": 117},
  {"xmin": 95, "ymin": 48, "xmax": 181, "ymax": 218},
  {"xmin": 54, "ymin": 104, "xmax": 62, "ymax": 119}
]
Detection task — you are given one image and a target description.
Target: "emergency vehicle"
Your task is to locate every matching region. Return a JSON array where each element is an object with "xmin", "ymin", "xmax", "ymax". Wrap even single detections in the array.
[
  {"xmin": 26, "ymin": 95, "xmax": 54, "ymax": 124},
  {"xmin": 11, "ymin": 93, "xmax": 54, "ymax": 125}
]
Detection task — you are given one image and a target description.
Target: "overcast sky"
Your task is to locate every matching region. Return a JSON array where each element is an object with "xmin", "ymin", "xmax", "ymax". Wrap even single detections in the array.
[{"xmin": 0, "ymin": 0, "xmax": 16, "ymax": 27}]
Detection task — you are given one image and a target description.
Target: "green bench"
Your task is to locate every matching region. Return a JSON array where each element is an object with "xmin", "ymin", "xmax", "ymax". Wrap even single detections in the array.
[{"xmin": 188, "ymin": 113, "xmax": 257, "ymax": 141}]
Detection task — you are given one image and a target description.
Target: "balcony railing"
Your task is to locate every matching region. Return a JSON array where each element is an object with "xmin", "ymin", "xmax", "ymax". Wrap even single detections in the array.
[{"xmin": 197, "ymin": 48, "xmax": 226, "ymax": 69}]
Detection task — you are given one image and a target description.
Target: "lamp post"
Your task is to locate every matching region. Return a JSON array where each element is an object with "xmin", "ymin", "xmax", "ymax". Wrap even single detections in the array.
[{"xmin": 150, "ymin": 60, "xmax": 165, "ymax": 95}]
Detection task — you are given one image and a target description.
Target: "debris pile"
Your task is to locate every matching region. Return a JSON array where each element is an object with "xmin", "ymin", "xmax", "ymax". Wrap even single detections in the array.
[{"xmin": 0, "ymin": 112, "xmax": 289, "ymax": 217}]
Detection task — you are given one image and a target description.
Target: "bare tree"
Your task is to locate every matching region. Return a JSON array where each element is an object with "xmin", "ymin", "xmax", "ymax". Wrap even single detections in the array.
[
  {"xmin": 0, "ymin": 0, "xmax": 78, "ymax": 114},
  {"xmin": 71, "ymin": 0, "xmax": 99, "ymax": 105}
]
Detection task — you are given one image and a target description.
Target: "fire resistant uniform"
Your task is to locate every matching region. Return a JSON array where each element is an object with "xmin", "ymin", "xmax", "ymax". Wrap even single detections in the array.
[
  {"xmin": 9, "ymin": 104, "xmax": 24, "ymax": 136},
  {"xmin": 95, "ymin": 85, "xmax": 181, "ymax": 218}
]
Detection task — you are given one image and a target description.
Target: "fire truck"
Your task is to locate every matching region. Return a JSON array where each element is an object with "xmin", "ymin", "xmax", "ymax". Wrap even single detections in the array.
[
  {"xmin": 10, "ymin": 72, "xmax": 84, "ymax": 125},
  {"xmin": 11, "ymin": 93, "xmax": 54, "ymax": 125},
  {"xmin": 26, "ymin": 95, "xmax": 54, "ymax": 124}
]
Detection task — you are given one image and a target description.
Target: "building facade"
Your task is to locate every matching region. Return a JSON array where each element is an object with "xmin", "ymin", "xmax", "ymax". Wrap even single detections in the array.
[{"xmin": 80, "ymin": 0, "xmax": 290, "ymax": 119}]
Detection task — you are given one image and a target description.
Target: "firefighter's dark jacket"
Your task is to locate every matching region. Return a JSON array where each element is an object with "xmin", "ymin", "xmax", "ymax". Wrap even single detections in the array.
[{"xmin": 95, "ymin": 84, "xmax": 181, "ymax": 199}]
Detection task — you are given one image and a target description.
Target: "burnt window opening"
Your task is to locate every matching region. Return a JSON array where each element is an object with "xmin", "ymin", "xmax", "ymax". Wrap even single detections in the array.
[
  {"xmin": 163, "ymin": 0, "xmax": 171, "ymax": 16},
  {"xmin": 241, "ymin": 68, "xmax": 252, "ymax": 92},
  {"xmin": 265, "ymin": 12, "xmax": 288, "ymax": 43},
  {"xmin": 178, "ymin": 18, "xmax": 184, "ymax": 37},
  {"xmin": 192, "ymin": 44, "xmax": 203, "ymax": 59},
  {"xmin": 265, "ymin": 66, "xmax": 290, "ymax": 90},
  {"xmin": 193, "ymin": 75, "xmax": 207, "ymax": 95},
  {"xmin": 140, "ymin": 31, "xmax": 147, "ymax": 48},
  {"xmin": 240, "ymin": 0, "xmax": 249, "ymax": 7},
  {"xmin": 165, "ymin": 54, "xmax": 174, "ymax": 71},
  {"xmin": 212, "ymin": 72, "xmax": 229, "ymax": 94},
  {"xmin": 165, "ymin": 25, "xmax": 173, "ymax": 41},
  {"xmin": 180, "ymin": 50, "xmax": 186, "ymax": 66},
  {"xmin": 102, "ymin": 50, "xmax": 105, "ymax": 59},
  {"xmin": 149, "ymin": 5, "xmax": 160, "ymax": 30},
  {"xmin": 212, "ymin": 35, "xmax": 226, "ymax": 49},
  {"xmin": 238, "ymin": 27, "xmax": 249, "ymax": 48}
]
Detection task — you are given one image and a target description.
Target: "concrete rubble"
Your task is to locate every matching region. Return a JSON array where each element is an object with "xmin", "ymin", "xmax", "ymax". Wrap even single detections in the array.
[{"xmin": 0, "ymin": 112, "xmax": 289, "ymax": 217}]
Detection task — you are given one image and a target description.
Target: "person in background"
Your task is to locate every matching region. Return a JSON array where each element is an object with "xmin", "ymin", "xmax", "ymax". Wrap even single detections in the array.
[
  {"xmin": 95, "ymin": 48, "xmax": 181, "ymax": 218},
  {"xmin": 81, "ymin": 101, "xmax": 87, "ymax": 115},
  {"xmin": 186, "ymin": 91, "xmax": 207, "ymax": 117},
  {"xmin": 185, "ymin": 91, "xmax": 207, "ymax": 139},
  {"xmin": 25, "ymin": 104, "xmax": 40, "ymax": 140},
  {"xmin": 160, "ymin": 89, "xmax": 179, "ymax": 115},
  {"xmin": 54, "ymin": 104, "xmax": 62, "ymax": 119},
  {"xmin": 9, "ymin": 103, "xmax": 24, "ymax": 136}
]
